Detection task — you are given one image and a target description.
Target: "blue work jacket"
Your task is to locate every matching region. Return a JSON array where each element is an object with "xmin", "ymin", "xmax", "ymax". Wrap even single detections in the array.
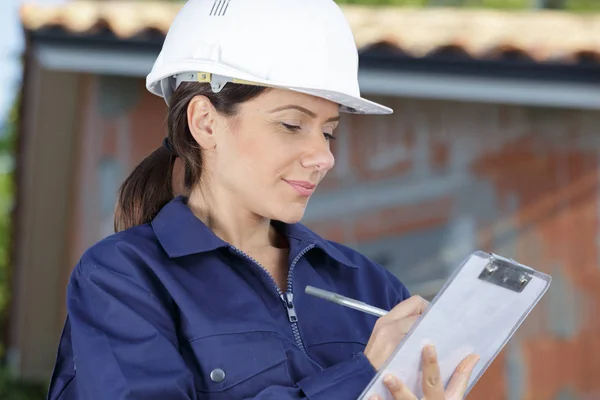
[{"xmin": 47, "ymin": 196, "xmax": 410, "ymax": 400}]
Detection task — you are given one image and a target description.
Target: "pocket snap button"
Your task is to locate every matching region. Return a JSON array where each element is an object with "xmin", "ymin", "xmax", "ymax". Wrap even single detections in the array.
[{"xmin": 210, "ymin": 368, "xmax": 226, "ymax": 383}]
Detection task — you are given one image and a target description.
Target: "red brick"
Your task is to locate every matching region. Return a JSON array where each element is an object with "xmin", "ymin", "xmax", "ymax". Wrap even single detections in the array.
[
  {"xmin": 525, "ymin": 332, "xmax": 600, "ymax": 399},
  {"xmin": 430, "ymin": 141, "xmax": 450, "ymax": 170},
  {"xmin": 469, "ymin": 351, "xmax": 507, "ymax": 400},
  {"xmin": 350, "ymin": 114, "xmax": 416, "ymax": 182}
]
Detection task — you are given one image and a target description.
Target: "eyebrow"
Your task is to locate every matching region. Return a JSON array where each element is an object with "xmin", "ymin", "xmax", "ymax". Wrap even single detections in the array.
[{"xmin": 269, "ymin": 105, "xmax": 340, "ymax": 123}]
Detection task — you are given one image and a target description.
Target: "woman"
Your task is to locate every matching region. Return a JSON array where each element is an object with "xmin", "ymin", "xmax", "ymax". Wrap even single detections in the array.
[{"xmin": 47, "ymin": 0, "xmax": 479, "ymax": 399}]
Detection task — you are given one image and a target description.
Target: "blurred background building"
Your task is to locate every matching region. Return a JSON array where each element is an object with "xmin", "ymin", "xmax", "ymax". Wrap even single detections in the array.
[{"xmin": 0, "ymin": 0, "xmax": 598, "ymax": 399}]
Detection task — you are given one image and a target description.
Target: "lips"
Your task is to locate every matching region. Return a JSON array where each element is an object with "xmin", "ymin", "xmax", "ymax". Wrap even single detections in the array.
[{"xmin": 285, "ymin": 180, "xmax": 316, "ymax": 197}]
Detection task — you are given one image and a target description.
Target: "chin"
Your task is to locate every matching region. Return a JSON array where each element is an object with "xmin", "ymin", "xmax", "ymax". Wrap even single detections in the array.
[{"xmin": 271, "ymin": 205, "xmax": 307, "ymax": 224}]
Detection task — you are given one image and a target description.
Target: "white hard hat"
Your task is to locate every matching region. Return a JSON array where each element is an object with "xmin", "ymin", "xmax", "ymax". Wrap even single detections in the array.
[{"xmin": 146, "ymin": 0, "xmax": 393, "ymax": 115}]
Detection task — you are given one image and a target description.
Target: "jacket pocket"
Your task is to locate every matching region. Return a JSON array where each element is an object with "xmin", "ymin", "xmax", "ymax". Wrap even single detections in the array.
[
  {"xmin": 189, "ymin": 331, "xmax": 292, "ymax": 399},
  {"xmin": 306, "ymin": 338, "xmax": 369, "ymax": 369}
]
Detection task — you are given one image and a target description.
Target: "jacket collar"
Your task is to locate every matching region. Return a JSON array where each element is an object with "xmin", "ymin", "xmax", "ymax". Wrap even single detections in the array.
[{"xmin": 152, "ymin": 196, "xmax": 358, "ymax": 269}]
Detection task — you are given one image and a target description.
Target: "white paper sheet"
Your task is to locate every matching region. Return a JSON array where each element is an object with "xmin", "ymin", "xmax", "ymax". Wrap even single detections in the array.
[{"xmin": 359, "ymin": 251, "xmax": 551, "ymax": 400}]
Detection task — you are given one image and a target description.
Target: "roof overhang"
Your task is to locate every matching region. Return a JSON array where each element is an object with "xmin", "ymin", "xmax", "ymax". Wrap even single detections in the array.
[{"xmin": 31, "ymin": 39, "xmax": 600, "ymax": 111}]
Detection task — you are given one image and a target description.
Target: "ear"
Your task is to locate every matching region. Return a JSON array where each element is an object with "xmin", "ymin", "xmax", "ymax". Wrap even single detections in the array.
[{"xmin": 187, "ymin": 95, "xmax": 218, "ymax": 150}]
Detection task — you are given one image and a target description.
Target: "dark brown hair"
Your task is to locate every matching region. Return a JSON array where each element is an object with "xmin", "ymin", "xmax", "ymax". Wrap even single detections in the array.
[{"xmin": 114, "ymin": 82, "xmax": 268, "ymax": 232}]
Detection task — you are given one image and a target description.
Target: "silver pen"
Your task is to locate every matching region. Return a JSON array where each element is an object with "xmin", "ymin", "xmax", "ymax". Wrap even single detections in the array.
[{"xmin": 305, "ymin": 285, "xmax": 388, "ymax": 317}]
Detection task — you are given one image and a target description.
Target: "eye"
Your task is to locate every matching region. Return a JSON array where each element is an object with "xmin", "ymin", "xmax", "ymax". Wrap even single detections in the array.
[
  {"xmin": 282, "ymin": 122, "xmax": 336, "ymax": 141},
  {"xmin": 281, "ymin": 123, "xmax": 301, "ymax": 132}
]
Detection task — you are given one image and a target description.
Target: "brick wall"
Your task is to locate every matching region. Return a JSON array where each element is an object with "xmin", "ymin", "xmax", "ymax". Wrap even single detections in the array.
[{"xmin": 72, "ymin": 77, "xmax": 600, "ymax": 400}]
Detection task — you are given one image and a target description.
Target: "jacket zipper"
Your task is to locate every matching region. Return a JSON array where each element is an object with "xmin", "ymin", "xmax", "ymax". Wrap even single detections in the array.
[
  {"xmin": 285, "ymin": 244, "xmax": 315, "ymax": 354},
  {"xmin": 229, "ymin": 243, "xmax": 322, "ymax": 370}
]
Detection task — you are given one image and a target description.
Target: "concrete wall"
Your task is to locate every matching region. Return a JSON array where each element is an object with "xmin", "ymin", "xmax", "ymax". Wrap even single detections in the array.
[{"xmin": 65, "ymin": 75, "xmax": 600, "ymax": 399}]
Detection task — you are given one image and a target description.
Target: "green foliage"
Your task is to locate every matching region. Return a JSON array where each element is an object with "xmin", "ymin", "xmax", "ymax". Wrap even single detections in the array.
[
  {"xmin": 563, "ymin": 0, "xmax": 600, "ymax": 11},
  {"xmin": 0, "ymin": 101, "xmax": 17, "ymax": 320},
  {"xmin": 332, "ymin": 0, "xmax": 600, "ymax": 9},
  {"xmin": 0, "ymin": 368, "xmax": 47, "ymax": 400}
]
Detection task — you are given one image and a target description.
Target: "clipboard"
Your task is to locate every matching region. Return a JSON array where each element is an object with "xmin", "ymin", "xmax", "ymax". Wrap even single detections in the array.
[{"xmin": 358, "ymin": 251, "xmax": 551, "ymax": 400}]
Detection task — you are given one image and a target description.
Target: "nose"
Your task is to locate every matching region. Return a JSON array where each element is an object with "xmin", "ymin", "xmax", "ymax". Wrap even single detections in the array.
[{"xmin": 300, "ymin": 136, "xmax": 335, "ymax": 172}]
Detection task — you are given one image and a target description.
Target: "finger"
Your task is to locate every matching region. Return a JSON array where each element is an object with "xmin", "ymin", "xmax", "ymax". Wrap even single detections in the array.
[
  {"xmin": 386, "ymin": 296, "xmax": 430, "ymax": 320},
  {"xmin": 445, "ymin": 354, "xmax": 480, "ymax": 399},
  {"xmin": 421, "ymin": 345, "xmax": 445, "ymax": 399},
  {"xmin": 382, "ymin": 375, "xmax": 418, "ymax": 400}
]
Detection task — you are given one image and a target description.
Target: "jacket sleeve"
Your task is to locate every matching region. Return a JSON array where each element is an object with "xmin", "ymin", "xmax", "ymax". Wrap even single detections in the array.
[
  {"xmin": 68, "ymin": 262, "xmax": 198, "ymax": 400},
  {"xmin": 385, "ymin": 268, "xmax": 412, "ymax": 306}
]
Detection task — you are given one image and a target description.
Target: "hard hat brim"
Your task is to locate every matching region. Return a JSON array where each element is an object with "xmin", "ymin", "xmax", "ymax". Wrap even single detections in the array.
[{"xmin": 147, "ymin": 62, "xmax": 393, "ymax": 115}]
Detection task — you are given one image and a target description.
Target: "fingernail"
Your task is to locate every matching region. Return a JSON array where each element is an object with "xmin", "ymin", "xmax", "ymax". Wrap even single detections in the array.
[
  {"xmin": 425, "ymin": 344, "xmax": 436, "ymax": 357},
  {"xmin": 384, "ymin": 375, "xmax": 398, "ymax": 389}
]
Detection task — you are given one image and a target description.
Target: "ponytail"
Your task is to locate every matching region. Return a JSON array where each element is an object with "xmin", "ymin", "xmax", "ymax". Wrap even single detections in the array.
[
  {"xmin": 113, "ymin": 81, "xmax": 268, "ymax": 232},
  {"xmin": 114, "ymin": 145, "xmax": 176, "ymax": 232}
]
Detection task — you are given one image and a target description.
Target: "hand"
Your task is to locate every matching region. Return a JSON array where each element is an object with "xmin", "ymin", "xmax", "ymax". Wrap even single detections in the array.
[
  {"xmin": 369, "ymin": 345, "xmax": 480, "ymax": 400},
  {"xmin": 364, "ymin": 295, "xmax": 430, "ymax": 370}
]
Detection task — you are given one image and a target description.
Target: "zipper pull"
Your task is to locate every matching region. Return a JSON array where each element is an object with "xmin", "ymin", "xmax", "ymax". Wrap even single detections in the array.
[{"xmin": 282, "ymin": 292, "xmax": 298, "ymax": 323}]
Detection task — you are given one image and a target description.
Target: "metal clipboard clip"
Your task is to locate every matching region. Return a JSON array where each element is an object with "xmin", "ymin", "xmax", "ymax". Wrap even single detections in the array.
[{"xmin": 478, "ymin": 253, "xmax": 533, "ymax": 293}]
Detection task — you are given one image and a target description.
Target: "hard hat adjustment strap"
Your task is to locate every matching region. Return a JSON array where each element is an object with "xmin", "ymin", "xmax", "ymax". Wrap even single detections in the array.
[
  {"xmin": 175, "ymin": 72, "xmax": 228, "ymax": 93},
  {"xmin": 174, "ymin": 72, "xmax": 271, "ymax": 94},
  {"xmin": 205, "ymin": 73, "xmax": 228, "ymax": 93}
]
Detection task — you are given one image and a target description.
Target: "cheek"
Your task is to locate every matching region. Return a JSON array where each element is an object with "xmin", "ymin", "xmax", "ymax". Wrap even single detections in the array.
[
  {"xmin": 233, "ymin": 132, "xmax": 296, "ymax": 171},
  {"xmin": 217, "ymin": 127, "xmax": 301, "ymax": 190},
  {"xmin": 229, "ymin": 138, "xmax": 268, "ymax": 174},
  {"xmin": 216, "ymin": 137, "xmax": 270, "ymax": 188}
]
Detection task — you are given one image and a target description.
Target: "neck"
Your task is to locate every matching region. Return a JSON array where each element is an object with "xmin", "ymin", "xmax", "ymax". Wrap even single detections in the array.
[{"xmin": 187, "ymin": 185, "xmax": 281, "ymax": 251}]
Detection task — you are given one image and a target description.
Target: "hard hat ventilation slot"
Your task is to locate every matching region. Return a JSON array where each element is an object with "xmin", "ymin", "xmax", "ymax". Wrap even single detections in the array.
[{"xmin": 210, "ymin": 0, "xmax": 231, "ymax": 17}]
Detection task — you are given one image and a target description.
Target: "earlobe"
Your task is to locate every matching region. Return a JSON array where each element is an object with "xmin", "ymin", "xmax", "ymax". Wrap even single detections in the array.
[{"xmin": 187, "ymin": 95, "xmax": 217, "ymax": 150}]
